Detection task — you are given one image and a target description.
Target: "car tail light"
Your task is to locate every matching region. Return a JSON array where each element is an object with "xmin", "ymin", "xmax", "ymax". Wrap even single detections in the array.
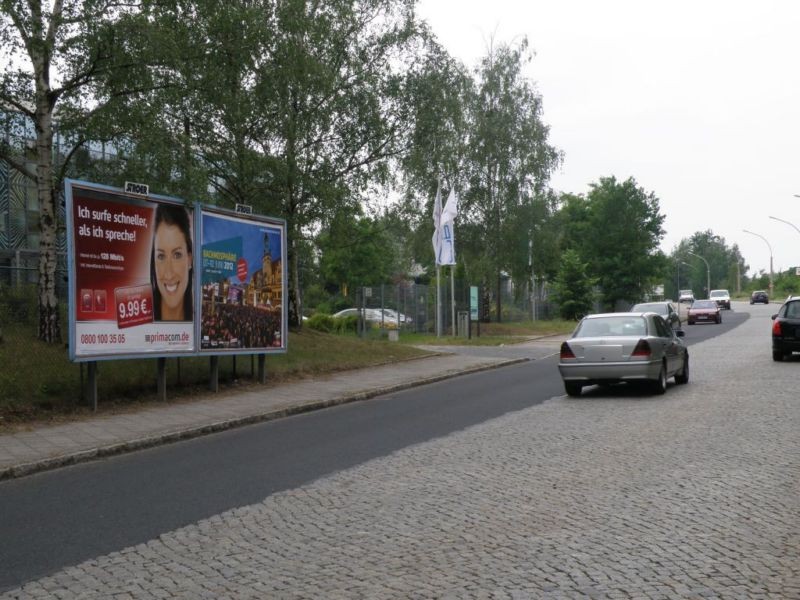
[
  {"xmin": 773, "ymin": 320, "xmax": 782, "ymax": 336},
  {"xmin": 631, "ymin": 339, "xmax": 651, "ymax": 357},
  {"xmin": 560, "ymin": 342, "xmax": 576, "ymax": 359}
]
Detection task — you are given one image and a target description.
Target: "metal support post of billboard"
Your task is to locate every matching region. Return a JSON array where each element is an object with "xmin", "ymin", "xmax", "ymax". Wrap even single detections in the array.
[
  {"xmin": 209, "ymin": 357, "xmax": 219, "ymax": 392},
  {"xmin": 157, "ymin": 357, "xmax": 167, "ymax": 402},
  {"xmin": 87, "ymin": 361, "xmax": 98, "ymax": 412},
  {"xmin": 232, "ymin": 355, "xmax": 237, "ymax": 380},
  {"xmin": 258, "ymin": 354, "xmax": 267, "ymax": 384}
]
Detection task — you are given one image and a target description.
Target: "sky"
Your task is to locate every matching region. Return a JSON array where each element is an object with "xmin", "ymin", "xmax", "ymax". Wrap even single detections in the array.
[{"xmin": 416, "ymin": 0, "xmax": 800, "ymax": 279}]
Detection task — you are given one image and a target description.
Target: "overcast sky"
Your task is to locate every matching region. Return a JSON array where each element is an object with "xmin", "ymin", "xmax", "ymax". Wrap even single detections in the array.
[{"xmin": 417, "ymin": 0, "xmax": 800, "ymax": 279}]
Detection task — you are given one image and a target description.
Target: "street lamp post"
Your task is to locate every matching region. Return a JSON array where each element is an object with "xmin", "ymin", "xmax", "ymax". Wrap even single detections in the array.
[
  {"xmin": 769, "ymin": 215, "xmax": 800, "ymax": 280},
  {"xmin": 769, "ymin": 214, "xmax": 800, "ymax": 237},
  {"xmin": 676, "ymin": 261, "xmax": 691, "ymax": 297},
  {"xmin": 688, "ymin": 251, "xmax": 711, "ymax": 298},
  {"xmin": 742, "ymin": 229, "xmax": 774, "ymax": 297}
]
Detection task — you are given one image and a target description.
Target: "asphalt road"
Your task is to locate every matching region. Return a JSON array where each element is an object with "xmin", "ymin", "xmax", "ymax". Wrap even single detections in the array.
[{"xmin": 0, "ymin": 307, "xmax": 748, "ymax": 592}]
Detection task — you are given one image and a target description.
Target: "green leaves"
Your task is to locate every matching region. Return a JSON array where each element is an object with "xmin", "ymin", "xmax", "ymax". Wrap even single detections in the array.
[
  {"xmin": 558, "ymin": 177, "xmax": 667, "ymax": 310},
  {"xmin": 552, "ymin": 249, "xmax": 596, "ymax": 320}
]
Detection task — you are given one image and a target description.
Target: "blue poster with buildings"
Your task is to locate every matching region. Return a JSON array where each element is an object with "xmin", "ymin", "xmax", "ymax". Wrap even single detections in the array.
[{"xmin": 199, "ymin": 210, "xmax": 286, "ymax": 352}]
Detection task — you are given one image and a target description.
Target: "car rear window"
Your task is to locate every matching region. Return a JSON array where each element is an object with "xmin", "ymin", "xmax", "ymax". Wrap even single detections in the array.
[
  {"xmin": 692, "ymin": 300, "xmax": 716, "ymax": 309},
  {"xmin": 784, "ymin": 301, "xmax": 800, "ymax": 318},
  {"xmin": 575, "ymin": 316, "xmax": 648, "ymax": 337}
]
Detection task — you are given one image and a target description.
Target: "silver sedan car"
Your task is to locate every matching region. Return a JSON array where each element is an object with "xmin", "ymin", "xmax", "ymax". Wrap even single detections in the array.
[{"xmin": 558, "ymin": 312, "xmax": 689, "ymax": 397}]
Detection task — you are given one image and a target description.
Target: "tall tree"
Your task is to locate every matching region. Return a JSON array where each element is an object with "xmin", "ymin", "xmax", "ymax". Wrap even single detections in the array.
[
  {"xmin": 579, "ymin": 176, "xmax": 666, "ymax": 309},
  {"xmin": 254, "ymin": 0, "xmax": 420, "ymax": 326},
  {"xmin": 317, "ymin": 213, "xmax": 397, "ymax": 294},
  {"xmin": 669, "ymin": 230, "xmax": 744, "ymax": 298},
  {"xmin": 0, "ymin": 0, "xmax": 162, "ymax": 341},
  {"xmin": 398, "ymin": 33, "xmax": 471, "ymax": 273},
  {"xmin": 461, "ymin": 38, "xmax": 560, "ymax": 321}
]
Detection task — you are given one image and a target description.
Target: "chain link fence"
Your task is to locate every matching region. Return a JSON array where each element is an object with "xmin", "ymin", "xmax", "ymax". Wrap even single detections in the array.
[{"xmin": 351, "ymin": 278, "xmax": 560, "ymax": 338}]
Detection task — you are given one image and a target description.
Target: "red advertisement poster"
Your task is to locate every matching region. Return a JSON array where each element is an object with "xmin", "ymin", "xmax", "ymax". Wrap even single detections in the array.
[{"xmin": 68, "ymin": 183, "xmax": 195, "ymax": 358}]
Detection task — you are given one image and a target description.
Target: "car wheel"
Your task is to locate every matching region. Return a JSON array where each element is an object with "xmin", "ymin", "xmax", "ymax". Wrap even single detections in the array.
[
  {"xmin": 688, "ymin": 320, "xmax": 694, "ymax": 325},
  {"xmin": 564, "ymin": 382, "xmax": 582, "ymax": 397},
  {"xmin": 675, "ymin": 355, "xmax": 689, "ymax": 384},
  {"xmin": 773, "ymin": 350, "xmax": 784, "ymax": 362},
  {"xmin": 716, "ymin": 315, "xmax": 721, "ymax": 324},
  {"xmin": 651, "ymin": 363, "xmax": 667, "ymax": 395}
]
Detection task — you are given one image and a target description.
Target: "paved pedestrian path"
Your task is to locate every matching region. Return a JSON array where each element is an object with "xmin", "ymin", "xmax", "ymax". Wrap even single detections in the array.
[{"xmin": 0, "ymin": 339, "xmax": 563, "ymax": 480}]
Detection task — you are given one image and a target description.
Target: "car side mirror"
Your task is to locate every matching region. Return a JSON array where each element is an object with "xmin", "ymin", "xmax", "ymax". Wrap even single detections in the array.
[
  {"xmin": 675, "ymin": 329, "xmax": 685, "ymax": 337},
  {"xmin": 771, "ymin": 314, "xmax": 777, "ymax": 320}
]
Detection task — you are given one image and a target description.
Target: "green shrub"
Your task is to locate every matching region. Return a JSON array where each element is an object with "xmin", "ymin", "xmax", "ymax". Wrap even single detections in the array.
[
  {"xmin": 314, "ymin": 301, "xmax": 334, "ymax": 315},
  {"xmin": 333, "ymin": 315, "xmax": 358, "ymax": 334},
  {"xmin": 307, "ymin": 313, "xmax": 336, "ymax": 332}
]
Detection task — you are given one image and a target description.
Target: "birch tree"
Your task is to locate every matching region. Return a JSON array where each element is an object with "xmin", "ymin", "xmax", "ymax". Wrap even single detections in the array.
[
  {"xmin": 462, "ymin": 38, "xmax": 560, "ymax": 321},
  {"xmin": 0, "ymin": 0, "xmax": 145, "ymax": 342}
]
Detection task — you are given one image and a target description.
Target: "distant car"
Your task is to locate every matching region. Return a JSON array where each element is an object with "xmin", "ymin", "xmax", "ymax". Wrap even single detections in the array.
[
  {"xmin": 558, "ymin": 312, "xmax": 688, "ymax": 397},
  {"xmin": 678, "ymin": 289, "xmax": 695, "ymax": 303},
  {"xmin": 333, "ymin": 308, "xmax": 397, "ymax": 328},
  {"xmin": 630, "ymin": 301, "xmax": 682, "ymax": 330},
  {"xmin": 709, "ymin": 289, "xmax": 731, "ymax": 310},
  {"xmin": 687, "ymin": 299, "xmax": 721, "ymax": 325},
  {"xmin": 380, "ymin": 308, "xmax": 413, "ymax": 325},
  {"xmin": 771, "ymin": 297, "xmax": 800, "ymax": 361},
  {"xmin": 750, "ymin": 290, "xmax": 769, "ymax": 304}
]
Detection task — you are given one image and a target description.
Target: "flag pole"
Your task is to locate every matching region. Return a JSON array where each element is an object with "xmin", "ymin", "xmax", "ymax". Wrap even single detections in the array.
[
  {"xmin": 450, "ymin": 266, "xmax": 456, "ymax": 336},
  {"xmin": 436, "ymin": 266, "xmax": 442, "ymax": 337}
]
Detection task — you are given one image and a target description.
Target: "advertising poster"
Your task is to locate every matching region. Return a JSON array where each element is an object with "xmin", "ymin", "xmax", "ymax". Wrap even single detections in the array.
[
  {"xmin": 67, "ymin": 182, "xmax": 195, "ymax": 359},
  {"xmin": 200, "ymin": 210, "xmax": 286, "ymax": 353}
]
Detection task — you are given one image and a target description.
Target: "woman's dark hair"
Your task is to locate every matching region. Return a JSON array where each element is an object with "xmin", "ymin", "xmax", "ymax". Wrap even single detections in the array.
[{"xmin": 150, "ymin": 203, "xmax": 193, "ymax": 321}]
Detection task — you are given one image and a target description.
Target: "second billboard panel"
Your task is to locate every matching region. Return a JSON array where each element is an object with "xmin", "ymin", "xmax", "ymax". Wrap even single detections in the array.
[{"xmin": 199, "ymin": 210, "xmax": 286, "ymax": 353}]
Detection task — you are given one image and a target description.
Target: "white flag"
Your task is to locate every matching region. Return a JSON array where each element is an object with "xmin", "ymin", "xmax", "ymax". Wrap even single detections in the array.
[
  {"xmin": 436, "ymin": 188, "xmax": 458, "ymax": 265},
  {"xmin": 431, "ymin": 179, "xmax": 442, "ymax": 260}
]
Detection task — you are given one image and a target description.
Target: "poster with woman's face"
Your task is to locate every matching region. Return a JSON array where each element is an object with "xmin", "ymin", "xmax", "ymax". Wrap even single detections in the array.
[
  {"xmin": 199, "ymin": 210, "xmax": 286, "ymax": 353},
  {"xmin": 67, "ymin": 182, "xmax": 195, "ymax": 359}
]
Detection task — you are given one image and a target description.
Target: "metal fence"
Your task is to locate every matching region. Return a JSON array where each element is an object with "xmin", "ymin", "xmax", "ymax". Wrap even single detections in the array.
[{"xmin": 353, "ymin": 278, "xmax": 560, "ymax": 338}]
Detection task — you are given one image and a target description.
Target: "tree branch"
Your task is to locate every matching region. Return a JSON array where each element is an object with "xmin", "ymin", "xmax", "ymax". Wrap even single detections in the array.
[{"xmin": 0, "ymin": 148, "xmax": 36, "ymax": 180}]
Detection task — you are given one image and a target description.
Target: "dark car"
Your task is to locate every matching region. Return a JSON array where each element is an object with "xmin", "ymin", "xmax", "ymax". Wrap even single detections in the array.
[
  {"xmin": 771, "ymin": 297, "xmax": 800, "ymax": 361},
  {"xmin": 631, "ymin": 301, "xmax": 682, "ymax": 330},
  {"xmin": 750, "ymin": 290, "xmax": 769, "ymax": 304},
  {"xmin": 687, "ymin": 299, "xmax": 721, "ymax": 325}
]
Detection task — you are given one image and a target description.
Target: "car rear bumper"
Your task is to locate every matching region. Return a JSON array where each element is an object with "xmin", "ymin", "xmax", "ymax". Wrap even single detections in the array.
[
  {"xmin": 688, "ymin": 313, "xmax": 719, "ymax": 322},
  {"xmin": 558, "ymin": 359, "xmax": 662, "ymax": 383},
  {"xmin": 773, "ymin": 338, "xmax": 800, "ymax": 354}
]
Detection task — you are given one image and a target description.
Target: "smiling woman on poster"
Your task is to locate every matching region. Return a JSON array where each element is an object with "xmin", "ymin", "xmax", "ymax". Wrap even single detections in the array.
[{"xmin": 150, "ymin": 203, "xmax": 193, "ymax": 321}]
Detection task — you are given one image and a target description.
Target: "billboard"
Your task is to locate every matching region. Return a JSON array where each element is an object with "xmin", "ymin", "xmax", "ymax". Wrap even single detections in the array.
[
  {"xmin": 199, "ymin": 209, "xmax": 287, "ymax": 353},
  {"xmin": 66, "ymin": 181, "xmax": 196, "ymax": 360}
]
